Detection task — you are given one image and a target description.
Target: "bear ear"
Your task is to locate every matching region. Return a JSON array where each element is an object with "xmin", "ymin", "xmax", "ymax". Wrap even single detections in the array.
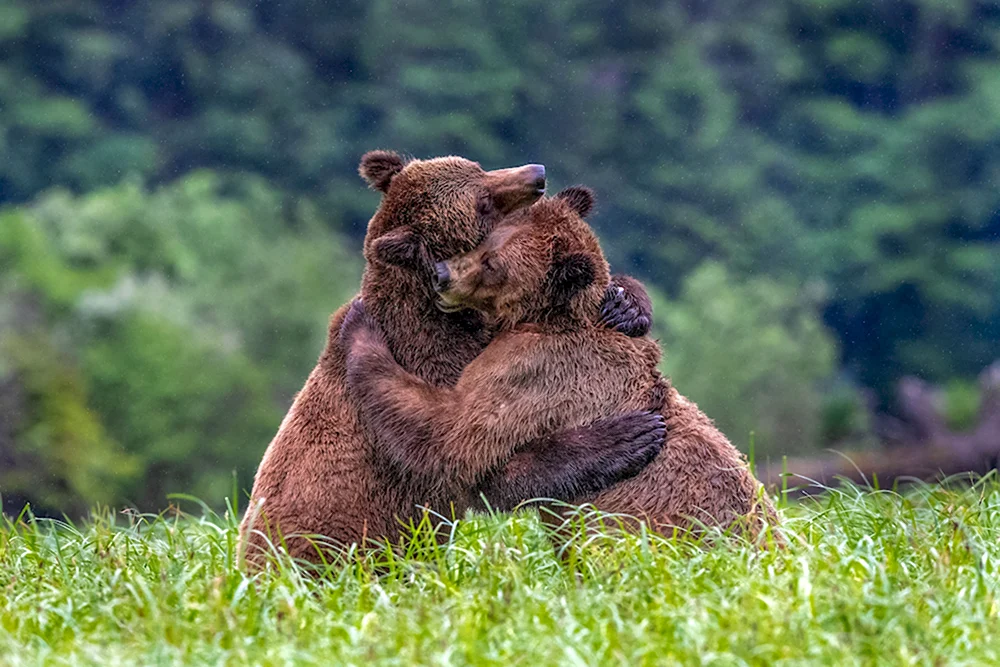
[
  {"xmin": 546, "ymin": 251, "xmax": 597, "ymax": 306},
  {"xmin": 555, "ymin": 186, "xmax": 595, "ymax": 218},
  {"xmin": 359, "ymin": 150, "xmax": 407, "ymax": 193},
  {"xmin": 369, "ymin": 226, "xmax": 429, "ymax": 273}
]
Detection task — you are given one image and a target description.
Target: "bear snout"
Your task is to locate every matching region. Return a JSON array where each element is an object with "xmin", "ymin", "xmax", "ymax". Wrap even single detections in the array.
[{"xmin": 487, "ymin": 163, "xmax": 546, "ymax": 214}]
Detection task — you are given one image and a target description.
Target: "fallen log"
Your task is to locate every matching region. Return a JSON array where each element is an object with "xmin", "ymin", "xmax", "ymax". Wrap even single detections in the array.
[{"xmin": 760, "ymin": 361, "xmax": 1000, "ymax": 495}]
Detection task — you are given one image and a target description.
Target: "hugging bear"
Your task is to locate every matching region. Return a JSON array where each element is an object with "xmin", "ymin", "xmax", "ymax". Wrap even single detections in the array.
[
  {"xmin": 341, "ymin": 186, "xmax": 781, "ymax": 542},
  {"xmin": 240, "ymin": 153, "xmax": 664, "ymax": 565}
]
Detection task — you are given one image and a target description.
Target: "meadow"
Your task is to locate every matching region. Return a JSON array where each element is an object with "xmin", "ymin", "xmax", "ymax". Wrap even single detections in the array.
[{"xmin": 2, "ymin": 481, "xmax": 999, "ymax": 666}]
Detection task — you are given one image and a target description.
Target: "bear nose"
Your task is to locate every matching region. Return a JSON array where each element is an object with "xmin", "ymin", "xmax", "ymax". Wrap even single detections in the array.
[
  {"xmin": 525, "ymin": 164, "xmax": 546, "ymax": 194},
  {"xmin": 432, "ymin": 262, "xmax": 451, "ymax": 293}
]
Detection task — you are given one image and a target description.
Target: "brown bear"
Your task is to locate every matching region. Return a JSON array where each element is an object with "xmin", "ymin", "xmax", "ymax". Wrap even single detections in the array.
[
  {"xmin": 240, "ymin": 153, "xmax": 664, "ymax": 565},
  {"xmin": 339, "ymin": 186, "xmax": 781, "ymax": 542}
]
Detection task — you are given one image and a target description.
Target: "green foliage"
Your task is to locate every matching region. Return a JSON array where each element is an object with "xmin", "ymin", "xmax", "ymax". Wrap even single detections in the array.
[
  {"xmin": 2, "ymin": 483, "xmax": 1000, "ymax": 663},
  {"xmin": 3, "ymin": 0, "xmax": 1000, "ymax": 512},
  {"xmin": 0, "ymin": 331, "xmax": 134, "ymax": 516},
  {"xmin": 654, "ymin": 262, "xmax": 837, "ymax": 459},
  {"xmin": 0, "ymin": 175, "xmax": 362, "ymax": 511},
  {"xmin": 1, "ymin": 0, "xmax": 999, "ymax": 391},
  {"xmin": 0, "ymin": 210, "xmax": 119, "ymax": 310},
  {"xmin": 942, "ymin": 379, "xmax": 982, "ymax": 432},
  {"xmin": 818, "ymin": 381, "xmax": 875, "ymax": 448},
  {"xmin": 82, "ymin": 312, "xmax": 275, "ymax": 507},
  {"xmin": 24, "ymin": 172, "xmax": 362, "ymax": 390}
]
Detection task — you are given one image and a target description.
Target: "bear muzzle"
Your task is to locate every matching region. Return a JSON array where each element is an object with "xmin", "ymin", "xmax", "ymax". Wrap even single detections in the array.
[{"xmin": 486, "ymin": 164, "xmax": 546, "ymax": 214}]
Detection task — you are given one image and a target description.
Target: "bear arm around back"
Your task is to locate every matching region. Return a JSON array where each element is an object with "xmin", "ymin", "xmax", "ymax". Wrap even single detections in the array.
[
  {"xmin": 340, "ymin": 300, "xmax": 664, "ymax": 499},
  {"xmin": 471, "ymin": 410, "xmax": 666, "ymax": 511}
]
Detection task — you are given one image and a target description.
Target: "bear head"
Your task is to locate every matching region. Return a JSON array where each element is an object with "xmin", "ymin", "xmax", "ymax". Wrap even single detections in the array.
[
  {"xmin": 359, "ymin": 151, "xmax": 547, "ymax": 272},
  {"xmin": 429, "ymin": 186, "xmax": 611, "ymax": 331}
]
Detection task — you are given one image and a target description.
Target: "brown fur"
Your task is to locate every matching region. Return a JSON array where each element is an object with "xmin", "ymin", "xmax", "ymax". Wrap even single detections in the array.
[
  {"xmin": 342, "ymin": 189, "xmax": 782, "ymax": 542},
  {"xmin": 240, "ymin": 156, "xmax": 664, "ymax": 565}
]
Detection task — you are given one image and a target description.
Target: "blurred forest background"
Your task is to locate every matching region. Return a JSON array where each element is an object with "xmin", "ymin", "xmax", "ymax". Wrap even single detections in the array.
[{"xmin": 2, "ymin": 0, "xmax": 1000, "ymax": 515}]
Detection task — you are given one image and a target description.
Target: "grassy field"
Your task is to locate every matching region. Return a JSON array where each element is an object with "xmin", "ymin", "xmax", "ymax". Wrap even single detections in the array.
[{"xmin": 2, "ymin": 481, "xmax": 999, "ymax": 666}]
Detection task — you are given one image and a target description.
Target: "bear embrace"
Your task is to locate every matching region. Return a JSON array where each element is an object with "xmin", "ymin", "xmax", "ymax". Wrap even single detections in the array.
[
  {"xmin": 240, "ymin": 153, "xmax": 667, "ymax": 565},
  {"xmin": 341, "ymin": 186, "xmax": 781, "ymax": 543}
]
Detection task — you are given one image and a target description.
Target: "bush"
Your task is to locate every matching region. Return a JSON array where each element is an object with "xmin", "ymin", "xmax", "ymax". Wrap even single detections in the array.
[
  {"xmin": 0, "ymin": 174, "xmax": 363, "ymax": 512},
  {"xmin": 652, "ymin": 262, "xmax": 837, "ymax": 460},
  {"xmin": 0, "ymin": 328, "xmax": 134, "ymax": 517}
]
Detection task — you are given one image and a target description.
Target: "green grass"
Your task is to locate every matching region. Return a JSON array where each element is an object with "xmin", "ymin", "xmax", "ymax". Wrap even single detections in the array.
[{"xmin": 2, "ymin": 481, "xmax": 1000, "ymax": 666}]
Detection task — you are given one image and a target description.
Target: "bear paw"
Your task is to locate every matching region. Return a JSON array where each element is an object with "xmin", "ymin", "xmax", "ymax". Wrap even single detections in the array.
[
  {"xmin": 590, "ymin": 409, "xmax": 666, "ymax": 486},
  {"xmin": 599, "ymin": 277, "xmax": 653, "ymax": 338}
]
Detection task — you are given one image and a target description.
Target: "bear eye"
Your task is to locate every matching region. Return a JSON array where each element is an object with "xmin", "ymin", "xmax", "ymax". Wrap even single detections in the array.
[{"xmin": 479, "ymin": 253, "xmax": 506, "ymax": 286}]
